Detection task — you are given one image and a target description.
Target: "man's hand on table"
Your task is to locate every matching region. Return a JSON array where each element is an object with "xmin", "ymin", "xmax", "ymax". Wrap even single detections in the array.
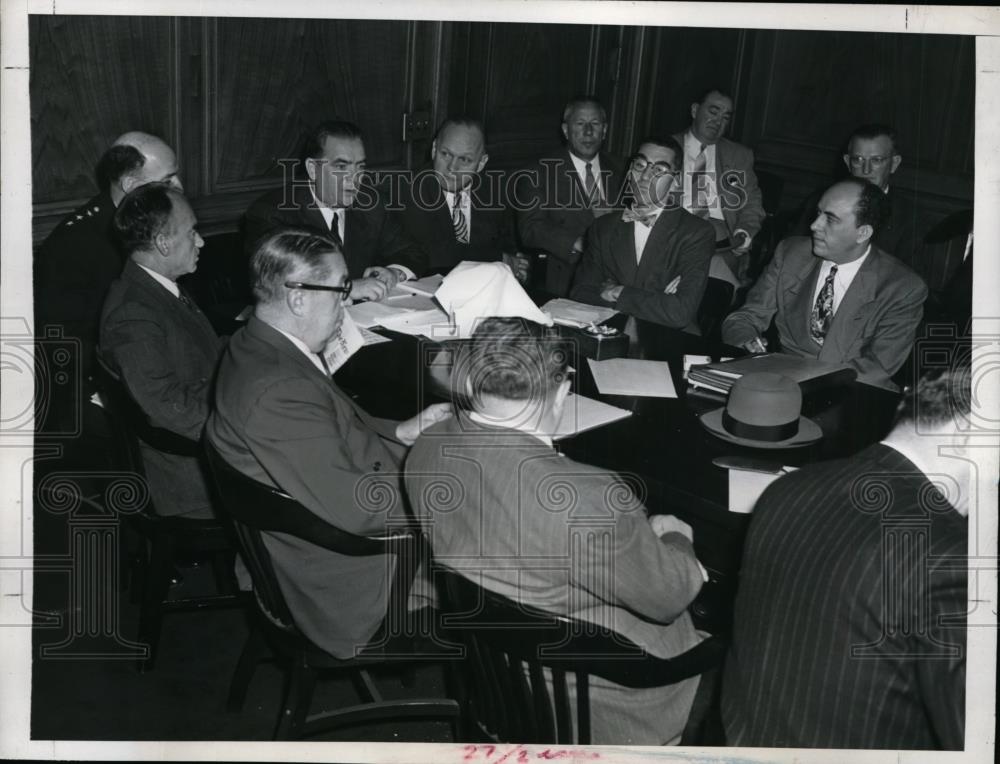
[
  {"xmin": 395, "ymin": 402, "xmax": 454, "ymax": 446},
  {"xmin": 600, "ymin": 279, "xmax": 624, "ymax": 303},
  {"xmin": 502, "ymin": 252, "xmax": 532, "ymax": 285},
  {"xmin": 741, "ymin": 336, "xmax": 768, "ymax": 354},
  {"xmin": 650, "ymin": 514, "xmax": 694, "ymax": 542},
  {"xmin": 363, "ymin": 266, "xmax": 404, "ymax": 290},
  {"xmin": 351, "ymin": 276, "xmax": 391, "ymax": 303}
]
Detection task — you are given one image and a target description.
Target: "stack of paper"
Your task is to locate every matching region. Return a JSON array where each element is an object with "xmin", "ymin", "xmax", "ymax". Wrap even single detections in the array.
[
  {"xmin": 347, "ymin": 301, "xmax": 413, "ymax": 329},
  {"xmin": 541, "ymin": 298, "xmax": 618, "ymax": 328},
  {"xmin": 552, "ymin": 394, "xmax": 632, "ymax": 440},
  {"xmin": 587, "ymin": 358, "xmax": 677, "ymax": 398},
  {"xmin": 377, "ymin": 307, "xmax": 456, "ymax": 339},
  {"xmin": 687, "ymin": 353, "xmax": 857, "ymax": 395}
]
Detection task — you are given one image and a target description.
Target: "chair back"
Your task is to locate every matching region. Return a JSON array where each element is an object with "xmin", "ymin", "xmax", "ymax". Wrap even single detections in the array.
[
  {"xmin": 204, "ymin": 440, "xmax": 422, "ymax": 638},
  {"xmin": 437, "ymin": 568, "xmax": 726, "ymax": 744}
]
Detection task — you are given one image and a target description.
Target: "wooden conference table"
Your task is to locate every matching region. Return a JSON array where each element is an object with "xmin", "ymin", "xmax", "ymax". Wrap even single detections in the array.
[{"xmin": 334, "ymin": 313, "xmax": 901, "ymax": 630}]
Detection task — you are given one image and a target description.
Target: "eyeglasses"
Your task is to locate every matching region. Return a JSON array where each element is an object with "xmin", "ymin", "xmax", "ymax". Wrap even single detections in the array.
[
  {"xmin": 631, "ymin": 156, "xmax": 676, "ymax": 178},
  {"xmin": 847, "ymin": 154, "xmax": 891, "ymax": 170},
  {"xmin": 284, "ymin": 279, "xmax": 353, "ymax": 299}
]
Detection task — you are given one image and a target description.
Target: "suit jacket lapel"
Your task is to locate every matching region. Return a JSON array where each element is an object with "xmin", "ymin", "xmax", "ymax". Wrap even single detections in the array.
[
  {"xmin": 612, "ymin": 216, "xmax": 639, "ymax": 283},
  {"xmin": 125, "ymin": 261, "xmax": 219, "ymax": 351},
  {"xmin": 786, "ymin": 251, "xmax": 824, "ymax": 348},
  {"xmin": 820, "ymin": 248, "xmax": 880, "ymax": 362}
]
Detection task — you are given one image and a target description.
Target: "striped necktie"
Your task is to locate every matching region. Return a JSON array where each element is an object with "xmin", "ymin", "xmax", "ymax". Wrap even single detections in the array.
[
  {"xmin": 809, "ymin": 265, "xmax": 838, "ymax": 345},
  {"xmin": 452, "ymin": 190, "xmax": 469, "ymax": 243},
  {"xmin": 691, "ymin": 144, "xmax": 711, "ymax": 219},
  {"xmin": 585, "ymin": 161, "xmax": 598, "ymax": 206}
]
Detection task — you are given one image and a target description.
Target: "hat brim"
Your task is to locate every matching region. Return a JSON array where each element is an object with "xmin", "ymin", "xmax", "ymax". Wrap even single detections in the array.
[{"xmin": 699, "ymin": 407, "xmax": 823, "ymax": 449}]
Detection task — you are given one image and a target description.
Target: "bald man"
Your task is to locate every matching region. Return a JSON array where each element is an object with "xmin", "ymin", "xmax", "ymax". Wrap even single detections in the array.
[{"xmin": 35, "ymin": 132, "xmax": 183, "ymax": 434}]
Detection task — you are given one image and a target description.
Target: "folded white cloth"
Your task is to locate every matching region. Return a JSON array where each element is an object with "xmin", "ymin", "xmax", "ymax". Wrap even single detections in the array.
[{"xmin": 434, "ymin": 261, "xmax": 553, "ymax": 339}]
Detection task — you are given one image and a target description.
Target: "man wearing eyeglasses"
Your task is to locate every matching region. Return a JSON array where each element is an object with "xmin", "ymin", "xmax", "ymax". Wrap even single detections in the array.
[
  {"xmin": 244, "ymin": 120, "xmax": 426, "ymax": 302},
  {"xmin": 672, "ymin": 88, "xmax": 765, "ymax": 290},
  {"xmin": 569, "ymin": 136, "xmax": 715, "ymax": 334},
  {"xmin": 794, "ymin": 124, "xmax": 919, "ymax": 264},
  {"xmin": 208, "ymin": 227, "xmax": 452, "ymax": 658}
]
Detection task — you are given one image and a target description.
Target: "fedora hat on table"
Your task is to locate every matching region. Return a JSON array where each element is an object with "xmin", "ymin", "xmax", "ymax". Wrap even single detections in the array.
[{"xmin": 699, "ymin": 372, "xmax": 822, "ymax": 449}]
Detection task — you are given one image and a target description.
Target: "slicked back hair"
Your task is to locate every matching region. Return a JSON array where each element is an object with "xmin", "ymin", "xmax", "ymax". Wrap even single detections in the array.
[
  {"xmin": 848, "ymin": 123, "xmax": 899, "ymax": 155},
  {"xmin": 97, "ymin": 144, "xmax": 146, "ymax": 190},
  {"xmin": 635, "ymin": 135, "xmax": 684, "ymax": 167},
  {"xmin": 299, "ymin": 120, "xmax": 365, "ymax": 169},
  {"xmin": 693, "ymin": 87, "xmax": 734, "ymax": 107},
  {"xmin": 561, "ymin": 95, "xmax": 607, "ymax": 125},
  {"xmin": 894, "ymin": 363, "xmax": 972, "ymax": 430},
  {"xmin": 458, "ymin": 317, "xmax": 573, "ymax": 403},
  {"xmin": 112, "ymin": 181, "xmax": 177, "ymax": 256},
  {"xmin": 250, "ymin": 227, "xmax": 341, "ymax": 304},
  {"xmin": 839, "ymin": 177, "xmax": 890, "ymax": 235}
]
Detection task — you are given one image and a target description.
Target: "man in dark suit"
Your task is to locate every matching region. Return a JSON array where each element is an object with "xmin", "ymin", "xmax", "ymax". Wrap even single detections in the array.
[
  {"xmin": 35, "ymin": 132, "xmax": 183, "ymax": 434},
  {"xmin": 206, "ymin": 228, "xmax": 451, "ymax": 658},
  {"xmin": 722, "ymin": 178, "xmax": 927, "ymax": 389},
  {"xmin": 244, "ymin": 120, "xmax": 425, "ymax": 302},
  {"xmin": 570, "ymin": 136, "xmax": 714, "ymax": 333},
  {"xmin": 99, "ymin": 183, "xmax": 221, "ymax": 518},
  {"xmin": 406, "ymin": 317, "xmax": 707, "ymax": 745},
  {"xmin": 516, "ymin": 96, "xmax": 625, "ymax": 296},
  {"xmin": 672, "ymin": 88, "xmax": 764, "ymax": 288},
  {"xmin": 397, "ymin": 117, "xmax": 528, "ymax": 280},
  {"xmin": 721, "ymin": 364, "xmax": 970, "ymax": 749},
  {"xmin": 793, "ymin": 124, "xmax": 921, "ymax": 266}
]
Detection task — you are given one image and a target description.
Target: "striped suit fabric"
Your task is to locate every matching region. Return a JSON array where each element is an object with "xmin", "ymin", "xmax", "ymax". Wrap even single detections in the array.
[{"xmin": 720, "ymin": 443, "xmax": 967, "ymax": 750}]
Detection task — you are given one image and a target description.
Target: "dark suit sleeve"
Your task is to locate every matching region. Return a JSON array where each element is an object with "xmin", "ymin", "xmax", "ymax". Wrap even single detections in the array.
[
  {"xmin": 731, "ymin": 147, "xmax": 765, "ymax": 239},
  {"xmin": 101, "ymin": 307, "xmax": 211, "ymax": 441},
  {"xmin": 568, "ymin": 217, "xmax": 614, "ymax": 307},
  {"xmin": 614, "ymin": 221, "xmax": 714, "ymax": 329},
  {"xmin": 371, "ymin": 206, "xmax": 427, "ymax": 277},
  {"xmin": 516, "ymin": 163, "xmax": 582, "ymax": 258},
  {"xmin": 243, "ymin": 376, "xmax": 397, "ymax": 534},
  {"xmin": 852, "ymin": 270, "xmax": 927, "ymax": 386},
  {"xmin": 721, "ymin": 237, "xmax": 787, "ymax": 346}
]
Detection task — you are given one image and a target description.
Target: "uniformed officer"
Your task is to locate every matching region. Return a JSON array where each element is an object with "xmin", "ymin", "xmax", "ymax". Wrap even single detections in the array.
[{"xmin": 34, "ymin": 132, "xmax": 182, "ymax": 435}]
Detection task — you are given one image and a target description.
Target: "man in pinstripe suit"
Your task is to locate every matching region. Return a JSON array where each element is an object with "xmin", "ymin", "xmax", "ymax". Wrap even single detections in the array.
[{"xmin": 721, "ymin": 365, "xmax": 971, "ymax": 749}]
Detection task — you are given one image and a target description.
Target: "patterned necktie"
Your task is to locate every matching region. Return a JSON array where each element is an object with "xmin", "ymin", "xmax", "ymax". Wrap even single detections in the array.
[
  {"xmin": 622, "ymin": 206, "xmax": 657, "ymax": 227},
  {"xmin": 328, "ymin": 210, "xmax": 343, "ymax": 248},
  {"xmin": 452, "ymin": 191, "xmax": 469, "ymax": 243},
  {"xmin": 584, "ymin": 162, "xmax": 598, "ymax": 206},
  {"xmin": 178, "ymin": 290, "xmax": 195, "ymax": 310},
  {"xmin": 809, "ymin": 264, "xmax": 838, "ymax": 345},
  {"xmin": 691, "ymin": 144, "xmax": 711, "ymax": 219}
]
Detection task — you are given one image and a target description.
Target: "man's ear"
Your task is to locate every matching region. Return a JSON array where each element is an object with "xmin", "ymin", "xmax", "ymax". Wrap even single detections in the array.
[
  {"xmin": 430, "ymin": 140, "xmax": 438, "ymax": 161},
  {"xmin": 305, "ymin": 157, "xmax": 318, "ymax": 183},
  {"xmin": 690, "ymin": 102, "xmax": 699, "ymax": 122},
  {"xmin": 842, "ymin": 153, "xmax": 852, "ymax": 173},
  {"xmin": 856, "ymin": 224, "xmax": 874, "ymax": 244},
  {"xmin": 153, "ymin": 231, "xmax": 170, "ymax": 257},
  {"xmin": 890, "ymin": 154, "xmax": 902, "ymax": 175},
  {"xmin": 561, "ymin": 122, "xmax": 569, "ymax": 141},
  {"xmin": 476, "ymin": 152, "xmax": 489, "ymax": 174},
  {"xmin": 286, "ymin": 286, "xmax": 307, "ymax": 317}
]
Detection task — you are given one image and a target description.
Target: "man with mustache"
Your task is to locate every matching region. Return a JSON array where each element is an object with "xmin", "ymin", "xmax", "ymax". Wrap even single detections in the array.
[
  {"xmin": 672, "ymin": 89, "xmax": 764, "ymax": 290},
  {"xmin": 722, "ymin": 178, "xmax": 927, "ymax": 390}
]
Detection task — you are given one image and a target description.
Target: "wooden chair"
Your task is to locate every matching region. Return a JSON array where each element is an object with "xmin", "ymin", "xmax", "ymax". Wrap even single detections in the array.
[
  {"xmin": 204, "ymin": 441, "xmax": 460, "ymax": 741},
  {"xmin": 94, "ymin": 359, "xmax": 243, "ymax": 672},
  {"xmin": 436, "ymin": 567, "xmax": 727, "ymax": 745}
]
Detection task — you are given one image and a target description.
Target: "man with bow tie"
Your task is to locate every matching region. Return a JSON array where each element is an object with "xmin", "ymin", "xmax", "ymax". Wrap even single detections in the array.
[
  {"xmin": 722, "ymin": 178, "xmax": 927, "ymax": 390},
  {"xmin": 99, "ymin": 183, "xmax": 223, "ymax": 518},
  {"xmin": 569, "ymin": 136, "xmax": 715, "ymax": 334}
]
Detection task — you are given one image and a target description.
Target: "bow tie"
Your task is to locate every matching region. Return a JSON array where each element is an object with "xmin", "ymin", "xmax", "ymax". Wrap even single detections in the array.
[{"xmin": 622, "ymin": 206, "xmax": 658, "ymax": 227}]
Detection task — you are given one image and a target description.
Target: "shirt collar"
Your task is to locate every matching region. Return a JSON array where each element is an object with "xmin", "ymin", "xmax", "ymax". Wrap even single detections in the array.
[
  {"xmin": 135, "ymin": 262, "xmax": 179, "ymax": 298},
  {"xmin": 568, "ymin": 151, "xmax": 602, "ymax": 179},
  {"xmin": 684, "ymin": 130, "xmax": 713, "ymax": 156},
  {"xmin": 822, "ymin": 244, "xmax": 871, "ymax": 278},
  {"xmin": 467, "ymin": 410, "xmax": 554, "ymax": 447},
  {"xmin": 265, "ymin": 321, "xmax": 326, "ymax": 375}
]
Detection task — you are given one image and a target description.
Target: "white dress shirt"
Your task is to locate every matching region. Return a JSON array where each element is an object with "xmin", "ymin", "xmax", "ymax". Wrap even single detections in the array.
[
  {"xmin": 136, "ymin": 262, "xmax": 180, "ymax": 298},
  {"xmin": 632, "ymin": 208, "xmax": 665, "ymax": 264},
  {"xmin": 682, "ymin": 131, "xmax": 724, "ymax": 222},
  {"xmin": 811, "ymin": 245, "xmax": 871, "ymax": 315},
  {"xmin": 568, "ymin": 152, "xmax": 605, "ymax": 202}
]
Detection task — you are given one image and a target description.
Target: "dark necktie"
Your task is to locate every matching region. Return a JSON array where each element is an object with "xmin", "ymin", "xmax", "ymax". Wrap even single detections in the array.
[
  {"xmin": 809, "ymin": 265, "xmax": 838, "ymax": 345},
  {"xmin": 452, "ymin": 191, "xmax": 469, "ymax": 244},
  {"xmin": 584, "ymin": 162, "xmax": 598, "ymax": 206},
  {"xmin": 327, "ymin": 210, "xmax": 343, "ymax": 249},
  {"xmin": 691, "ymin": 144, "xmax": 711, "ymax": 219},
  {"xmin": 318, "ymin": 352, "xmax": 332, "ymax": 376},
  {"xmin": 177, "ymin": 289, "xmax": 195, "ymax": 310}
]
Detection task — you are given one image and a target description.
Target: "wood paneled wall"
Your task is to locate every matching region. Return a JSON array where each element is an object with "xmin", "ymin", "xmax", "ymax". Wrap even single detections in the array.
[{"xmin": 29, "ymin": 16, "xmax": 975, "ymax": 247}]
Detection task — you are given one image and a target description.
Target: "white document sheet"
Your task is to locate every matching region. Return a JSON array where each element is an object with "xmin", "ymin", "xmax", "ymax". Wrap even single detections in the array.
[{"xmin": 587, "ymin": 358, "xmax": 677, "ymax": 398}]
